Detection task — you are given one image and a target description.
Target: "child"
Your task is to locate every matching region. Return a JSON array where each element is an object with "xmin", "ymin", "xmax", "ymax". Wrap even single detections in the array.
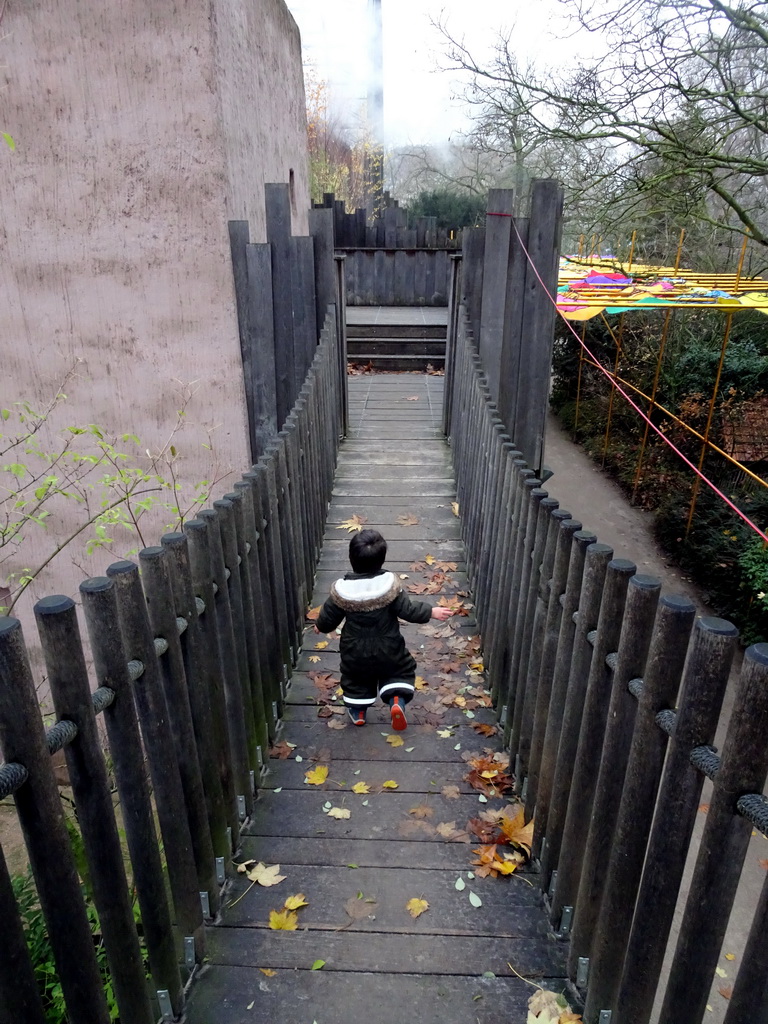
[{"xmin": 315, "ymin": 529, "xmax": 453, "ymax": 730}]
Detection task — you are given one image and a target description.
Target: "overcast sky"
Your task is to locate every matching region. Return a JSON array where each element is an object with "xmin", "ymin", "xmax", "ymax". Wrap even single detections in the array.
[{"xmin": 284, "ymin": 0, "xmax": 578, "ymax": 146}]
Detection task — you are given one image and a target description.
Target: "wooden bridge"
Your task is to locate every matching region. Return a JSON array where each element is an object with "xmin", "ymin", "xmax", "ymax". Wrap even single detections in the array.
[
  {"xmin": 1, "ymin": 183, "xmax": 768, "ymax": 1024},
  {"xmin": 184, "ymin": 369, "xmax": 566, "ymax": 1023}
]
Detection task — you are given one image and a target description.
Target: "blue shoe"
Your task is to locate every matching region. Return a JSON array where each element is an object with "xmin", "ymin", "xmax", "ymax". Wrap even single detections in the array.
[{"xmin": 347, "ymin": 707, "xmax": 367, "ymax": 726}]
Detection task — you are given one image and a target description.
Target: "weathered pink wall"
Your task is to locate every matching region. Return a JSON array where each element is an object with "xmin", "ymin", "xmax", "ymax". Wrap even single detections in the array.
[{"xmin": 0, "ymin": 0, "xmax": 310, "ymax": 619}]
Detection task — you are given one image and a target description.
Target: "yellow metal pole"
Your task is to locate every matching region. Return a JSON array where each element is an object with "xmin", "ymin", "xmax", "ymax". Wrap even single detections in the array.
[
  {"xmin": 631, "ymin": 228, "xmax": 685, "ymax": 503},
  {"xmin": 685, "ymin": 234, "xmax": 749, "ymax": 535},
  {"xmin": 600, "ymin": 231, "xmax": 636, "ymax": 467},
  {"xmin": 574, "ymin": 323, "xmax": 587, "ymax": 433}
]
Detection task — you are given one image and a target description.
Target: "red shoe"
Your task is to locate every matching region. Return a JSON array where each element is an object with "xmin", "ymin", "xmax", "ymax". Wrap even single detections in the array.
[{"xmin": 390, "ymin": 696, "xmax": 408, "ymax": 731}]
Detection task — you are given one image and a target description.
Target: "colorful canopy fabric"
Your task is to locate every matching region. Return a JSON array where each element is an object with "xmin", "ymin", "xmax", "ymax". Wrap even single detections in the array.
[{"xmin": 557, "ymin": 258, "xmax": 768, "ymax": 320}]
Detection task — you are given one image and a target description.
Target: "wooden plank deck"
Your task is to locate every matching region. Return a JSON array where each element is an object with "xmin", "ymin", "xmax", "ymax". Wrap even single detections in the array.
[{"xmin": 185, "ymin": 373, "xmax": 566, "ymax": 1024}]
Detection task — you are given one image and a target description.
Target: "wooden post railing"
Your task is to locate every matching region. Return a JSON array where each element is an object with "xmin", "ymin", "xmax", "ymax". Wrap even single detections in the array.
[
  {"xmin": 444, "ymin": 298, "xmax": 768, "ymax": 1024},
  {"xmin": 0, "ymin": 304, "xmax": 344, "ymax": 1024}
]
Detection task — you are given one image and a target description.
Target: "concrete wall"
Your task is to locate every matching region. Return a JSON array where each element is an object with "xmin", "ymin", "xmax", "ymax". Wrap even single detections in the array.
[{"xmin": 0, "ymin": 0, "xmax": 310, "ymax": 616}]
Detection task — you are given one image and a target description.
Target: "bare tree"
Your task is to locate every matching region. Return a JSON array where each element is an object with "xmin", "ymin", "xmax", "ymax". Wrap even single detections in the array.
[{"xmin": 438, "ymin": 0, "xmax": 768, "ymax": 249}]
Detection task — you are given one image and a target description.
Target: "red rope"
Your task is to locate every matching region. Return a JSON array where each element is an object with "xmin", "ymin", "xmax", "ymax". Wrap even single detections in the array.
[{"xmin": 509, "ymin": 220, "xmax": 768, "ymax": 544}]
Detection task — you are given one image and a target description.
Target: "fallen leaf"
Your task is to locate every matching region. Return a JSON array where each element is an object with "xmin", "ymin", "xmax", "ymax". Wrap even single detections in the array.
[
  {"xmin": 386, "ymin": 734, "xmax": 405, "ymax": 747},
  {"xmin": 718, "ymin": 986, "xmax": 733, "ymax": 1000},
  {"xmin": 405, "ymin": 395, "xmax": 420, "ymax": 401},
  {"xmin": 269, "ymin": 741, "xmax": 295, "ymax": 759},
  {"xmin": 472, "ymin": 722, "xmax": 498, "ymax": 736},
  {"xmin": 437, "ymin": 729, "xmax": 454, "ymax": 738},
  {"xmin": 425, "ymin": 554, "xmax": 436, "ymax": 565},
  {"xmin": 308, "ymin": 655, "xmax": 321, "ymax": 663},
  {"xmin": 328, "ymin": 718, "xmax": 348, "ymax": 730},
  {"xmin": 398, "ymin": 513, "xmax": 420, "ymax": 526},
  {"xmin": 468, "ymin": 890, "xmax": 482, "ymax": 907},
  {"xmin": 352, "ymin": 781, "xmax": 371, "ymax": 794},
  {"xmin": 451, "ymin": 501, "xmax": 459, "ymax": 517},
  {"xmin": 306, "ymin": 606, "xmax": 321, "ymax": 621},
  {"xmin": 315, "ymin": 640, "xmax": 329, "ymax": 650},
  {"xmin": 382, "ymin": 780, "xmax": 399, "ymax": 789},
  {"xmin": 406, "ymin": 897, "xmax": 429, "ymax": 918},
  {"xmin": 398, "ymin": 818, "xmax": 436, "ymax": 837},
  {"xmin": 268, "ymin": 908, "xmax": 298, "ymax": 930},
  {"xmin": 759, "ymin": 859, "xmax": 768, "ymax": 871},
  {"xmin": 725, "ymin": 953, "xmax": 736, "ymax": 961},
  {"xmin": 247, "ymin": 999, "xmax": 255, "ymax": 1009},
  {"xmin": 311, "ymin": 959, "xmax": 326, "ymax": 971},
  {"xmin": 326, "ymin": 807, "xmax": 351, "ymax": 819},
  {"xmin": 283, "ymin": 893, "xmax": 309, "ymax": 910},
  {"xmin": 247, "ymin": 863, "xmax": 286, "ymax": 887},
  {"xmin": 409, "ymin": 804, "xmax": 434, "ymax": 819},
  {"xmin": 258, "ymin": 968, "xmax": 276, "ymax": 977},
  {"xmin": 305, "ymin": 765, "xmax": 330, "ymax": 786},
  {"xmin": 715, "ymin": 967, "xmax": 728, "ymax": 978},
  {"xmin": 415, "ymin": 675, "xmax": 429, "ymax": 690},
  {"xmin": 336, "ymin": 514, "xmax": 368, "ymax": 533},
  {"xmin": 344, "ymin": 895, "xmax": 377, "ymax": 920},
  {"xmin": 436, "ymin": 820, "xmax": 458, "ymax": 837},
  {"xmin": 442, "ymin": 784, "xmax": 461, "ymax": 798},
  {"xmin": 698, "ymin": 803, "xmax": 710, "ymax": 814}
]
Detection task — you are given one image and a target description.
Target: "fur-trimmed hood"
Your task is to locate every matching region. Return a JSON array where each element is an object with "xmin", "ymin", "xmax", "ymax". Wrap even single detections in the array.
[{"xmin": 330, "ymin": 571, "xmax": 401, "ymax": 612}]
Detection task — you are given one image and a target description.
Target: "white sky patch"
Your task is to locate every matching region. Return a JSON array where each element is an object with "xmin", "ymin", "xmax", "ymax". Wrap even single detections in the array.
[{"xmin": 284, "ymin": 0, "xmax": 591, "ymax": 146}]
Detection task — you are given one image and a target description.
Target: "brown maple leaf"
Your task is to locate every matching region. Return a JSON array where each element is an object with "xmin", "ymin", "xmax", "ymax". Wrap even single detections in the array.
[
  {"xmin": 498, "ymin": 806, "xmax": 534, "ymax": 857},
  {"xmin": 269, "ymin": 741, "xmax": 294, "ymax": 759},
  {"xmin": 408, "ymin": 804, "xmax": 434, "ymax": 819},
  {"xmin": 398, "ymin": 513, "xmax": 420, "ymax": 526},
  {"xmin": 471, "ymin": 722, "xmax": 498, "ymax": 737}
]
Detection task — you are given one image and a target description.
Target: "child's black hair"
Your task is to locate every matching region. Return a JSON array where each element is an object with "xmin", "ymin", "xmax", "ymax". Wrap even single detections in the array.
[{"xmin": 349, "ymin": 529, "xmax": 387, "ymax": 574}]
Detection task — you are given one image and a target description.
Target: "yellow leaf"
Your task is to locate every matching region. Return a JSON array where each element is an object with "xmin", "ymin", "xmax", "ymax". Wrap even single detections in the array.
[
  {"xmin": 336, "ymin": 514, "xmax": 368, "ymax": 533},
  {"xmin": 382, "ymin": 780, "xmax": 399, "ymax": 789},
  {"xmin": 499, "ymin": 806, "xmax": 535, "ymax": 855},
  {"xmin": 268, "ymin": 908, "xmax": 299, "ymax": 930},
  {"xmin": 308, "ymin": 655, "xmax": 321, "ymax": 663},
  {"xmin": 386, "ymin": 734, "xmax": 405, "ymax": 747},
  {"xmin": 352, "ymin": 781, "xmax": 371, "ymax": 794},
  {"xmin": 304, "ymin": 765, "xmax": 329, "ymax": 786},
  {"xmin": 283, "ymin": 893, "xmax": 309, "ymax": 910},
  {"xmin": 415, "ymin": 675, "xmax": 429, "ymax": 690},
  {"xmin": 315, "ymin": 641, "xmax": 329, "ymax": 650},
  {"xmin": 451, "ymin": 501, "xmax": 459, "ymax": 517},
  {"xmin": 425, "ymin": 554, "xmax": 436, "ymax": 565},
  {"xmin": 437, "ymin": 729, "xmax": 453, "ymax": 738},
  {"xmin": 258, "ymin": 968, "xmax": 277, "ymax": 977},
  {"xmin": 335, "ymin": 686, "xmax": 344, "ymax": 696},
  {"xmin": 306, "ymin": 606, "xmax": 321, "ymax": 621},
  {"xmin": 494, "ymin": 859, "xmax": 518, "ymax": 875},
  {"xmin": 246, "ymin": 862, "xmax": 286, "ymax": 887},
  {"xmin": 326, "ymin": 806, "xmax": 351, "ymax": 819},
  {"xmin": 725, "ymin": 953, "xmax": 736, "ymax": 961},
  {"xmin": 406, "ymin": 897, "xmax": 429, "ymax": 918}
]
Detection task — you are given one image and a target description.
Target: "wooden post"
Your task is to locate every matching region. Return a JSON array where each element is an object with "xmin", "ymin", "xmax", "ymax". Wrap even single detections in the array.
[
  {"xmin": 0, "ymin": 616, "xmax": 112, "ymax": 1024},
  {"xmin": 0, "ymin": 841, "xmax": 47, "ymax": 1024},
  {"xmin": 35, "ymin": 596, "xmax": 155, "ymax": 1024},
  {"xmin": 265, "ymin": 183, "xmax": 296, "ymax": 428},
  {"xmin": 244, "ymin": 242, "xmax": 278, "ymax": 457},
  {"xmin": 80, "ymin": 576, "xmax": 185, "ymax": 1016},
  {"xmin": 106, "ymin": 560, "xmax": 206, "ymax": 964},
  {"xmin": 513, "ymin": 179, "xmax": 564, "ymax": 472},
  {"xmin": 497, "ymin": 215, "xmax": 529, "ymax": 440},
  {"xmin": 478, "ymin": 189, "xmax": 514, "ymax": 405},
  {"xmin": 461, "ymin": 226, "xmax": 486, "ymax": 343},
  {"xmin": 309, "ymin": 207, "xmax": 336, "ymax": 338},
  {"xmin": 289, "ymin": 235, "xmax": 318, "ymax": 390}
]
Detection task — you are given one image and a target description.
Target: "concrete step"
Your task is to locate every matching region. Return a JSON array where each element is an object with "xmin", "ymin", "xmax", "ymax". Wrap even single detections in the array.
[
  {"xmin": 347, "ymin": 324, "xmax": 447, "ymax": 340},
  {"xmin": 348, "ymin": 339, "xmax": 446, "ymax": 358}
]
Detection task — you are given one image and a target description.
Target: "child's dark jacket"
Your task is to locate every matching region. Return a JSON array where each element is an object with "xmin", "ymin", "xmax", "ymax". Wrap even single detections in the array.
[{"xmin": 316, "ymin": 570, "xmax": 432, "ymax": 681}]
